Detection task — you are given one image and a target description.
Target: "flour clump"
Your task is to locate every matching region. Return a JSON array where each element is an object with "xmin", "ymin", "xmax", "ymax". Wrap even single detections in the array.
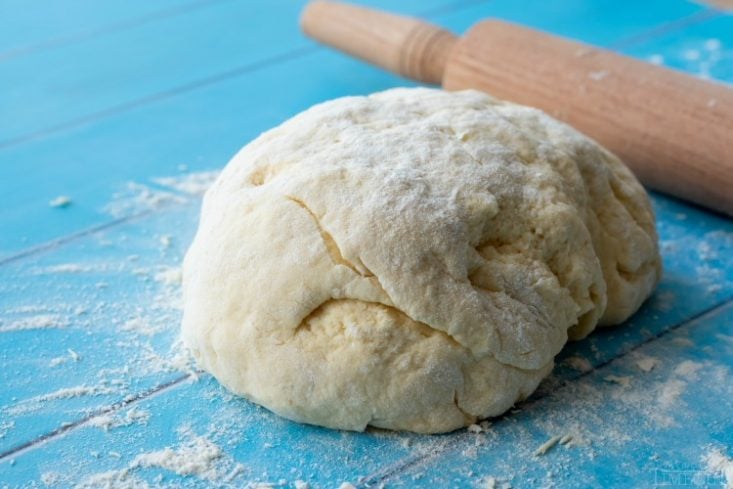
[{"xmin": 182, "ymin": 87, "xmax": 661, "ymax": 433}]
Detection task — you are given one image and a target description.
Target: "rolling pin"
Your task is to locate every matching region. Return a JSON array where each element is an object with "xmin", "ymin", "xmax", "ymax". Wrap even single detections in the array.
[{"xmin": 301, "ymin": 1, "xmax": 733, "ymax": 216}]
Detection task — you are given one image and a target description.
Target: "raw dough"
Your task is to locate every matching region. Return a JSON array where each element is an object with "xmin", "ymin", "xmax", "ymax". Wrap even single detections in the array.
[{"xmin": 181, "ymin": 88, "xmax": 660, "ymax": 433}]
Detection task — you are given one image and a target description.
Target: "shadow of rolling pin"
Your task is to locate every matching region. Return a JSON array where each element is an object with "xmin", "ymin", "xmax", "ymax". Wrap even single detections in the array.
[{"xmin": 301, "ymin": 1, "xmax": 733, "ymax": 217}]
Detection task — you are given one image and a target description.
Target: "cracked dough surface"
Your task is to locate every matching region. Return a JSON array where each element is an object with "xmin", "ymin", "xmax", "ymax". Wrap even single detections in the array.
[{"xmin": 181, "ymin": 87, "xmax": 661, "ymax": 433}]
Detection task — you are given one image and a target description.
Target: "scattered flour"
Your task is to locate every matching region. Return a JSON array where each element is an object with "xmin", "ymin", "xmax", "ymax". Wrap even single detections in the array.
[
  {"xmin": 37, "ymin": 385, "xmax": 116, "ymax": 401},
  {"xmin": 153, "ymin": 170, "xmax": 219, "ymax": 195},
  {"xmin": 87, "ymin": 407, "xmax": 150, "ymax": 432},
  {"xmin": 105, "ymin": 182, "xmax": 185, "ymax": 218},
  {"xmin": 49, "ymin": 195, "xmax": 72, "ymax": 208},
  {"xmin": 703, "ymin": 447, "xmax": 733, "ymax": 489},
  {"xmin": 481, "ymin": 476, "xmax": 497, "ymax": 489},
  {"xmin": 68, "ymin": 428, "xmax": 237, "ymax": 487},
  {"xmin": 533, "ymin": 435, "xmax": 562, "ymax": 456},
  {"xmin": 136, "ymin": 338, "xmax": 199, "ymax": 377},
  {"xmin": 50, "ymin": 348, "xmax": 82, "ymax": 367},
  {"xmin": 104, "ymin": 170, "xmax": 219, "ymax": 218},
  {"xmin": 0, "ymin": 420, "xmax": 14, "ymax": 439},
  {"xmin": 222, "ymin": 463, "xmax": 246, "ymax": 483},
  {"xmin": 153, "ymin": 266, "xmax": 182, "ymax": 286},
  {"xmin": 641, "ymin": 362, "xmax": 703, "ymax": 426},
  {"xmin": 656, "ymin": 379, "xmax": 686, "ymax": 410},
  {"xmin": 132, "ymin": 429, "xmax": 223, "ymax": 480},
  {"xmin": 121, "ymin": 317, "xmax": 162, "ymax": 337},
  {"xmin": 33, "ymin": 263, "xmax": 99, "ymax": 274},
  {"xmin": 4, "ymin": 304, "xmax": 51, "ymax": 314},
  {"xmin": 635, "ymin": 355, "xmax": 660, "ymax": 373},
  {"xmin": 674, "ymin": 360, "xmax": 702, "ymax": 379},
  {"xmin": 467, "ymin": 421, "xmax": 492, "ymax": 434},
  {"xmin": 565, "ymin": 356, "xmax": 592, "ymax": 373},
  {"xmin": 0, "ymin": 314, "xmax": 69, "ymax": 332},
  {"xmin": 652, "ymin": 291, "xmax": 676, "ymax": 312},
  {"xmin": 159, "ymin": 234, "xmax": 172, "ymax": 249},
  {"xmin": 7, "ymin": 384, "xmax": 118, "ymax": 415},
  {"xmin": 74, "ymin": 469, "xmax": 149, "ymax": 489},
  {"xmin": 41, "ymin": 472, "xmax": 61, "ymax": 486}
]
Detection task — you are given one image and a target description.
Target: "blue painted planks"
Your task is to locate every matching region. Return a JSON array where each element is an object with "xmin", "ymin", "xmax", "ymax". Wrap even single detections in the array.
[
  {"xmin": 0, "ymin": 0, "xmax": 467, "ymax": 144},
  {"xmin": 0, "ymin": 199, "xmax": 201, "ymax": 454},
  {"xmin": 623, "ymin": 13, "xmax": 733, "ymax": 81}
]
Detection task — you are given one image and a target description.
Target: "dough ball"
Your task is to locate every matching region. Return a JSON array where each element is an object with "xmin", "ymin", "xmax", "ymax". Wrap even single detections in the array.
[{"xmin": 181, "ymin": 88, "xmax": 661, "ymax": 433}]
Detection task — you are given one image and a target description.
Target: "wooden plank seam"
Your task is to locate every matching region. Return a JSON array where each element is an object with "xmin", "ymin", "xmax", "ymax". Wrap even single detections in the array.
[{"xmin": 0, "ymin": 373, "xmax": 192, "ymax": 462}]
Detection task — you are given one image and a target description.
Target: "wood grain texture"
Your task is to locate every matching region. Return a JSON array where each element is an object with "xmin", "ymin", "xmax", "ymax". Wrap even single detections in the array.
[
  {"xmin": 443, "ymin": 20, "xmax": 733, "ymax": 216},
  {"xmin": 699, "ymin": 0, "xmax": 733, "ymax": 10},
  {"xmin": 302, "ymin": 0, "xmax": 457, "ymax": 83}
]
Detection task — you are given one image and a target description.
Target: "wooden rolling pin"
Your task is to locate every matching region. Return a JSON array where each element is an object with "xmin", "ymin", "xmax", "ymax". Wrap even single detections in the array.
[{"xmin": 301, "ymin": 1, "xmax": 733, "ymax": 216}]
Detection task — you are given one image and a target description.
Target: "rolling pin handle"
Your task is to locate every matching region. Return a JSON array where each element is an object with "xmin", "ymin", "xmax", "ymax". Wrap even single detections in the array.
[{"xmin": 300, "ymin": 0, "xmax": 457, "ymax": 84}]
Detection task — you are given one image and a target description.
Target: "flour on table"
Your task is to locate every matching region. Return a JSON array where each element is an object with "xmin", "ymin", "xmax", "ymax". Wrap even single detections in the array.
[
  {"xmin": 634, "ymin": 355, "xmax": 659, "ymax": 372},
  {"xmin": 49, "ymin": 195, "xmax": 72, "ymax": 208},
  {"xmin": 49, "ymin": 348, "xmax": 81, "ymax": 367},
  {"xmin": 104, "ymin": 170, "xmax": 219, "ymax": 218},
  {"xmin": 153, "ymin": 266, "xmax": 182, "ymax": 286},
  {"xmin": 133, "ymin": 432, "xmax": 223, "ymax": 479},
  {"xmin": 0, "ymin": 420, "xmax": 14, "ymax": 439},
  {"xmin": 153, "ymin": 170, "xmax": 220, "ymax": 195},
  {"xmin": 68, "ymin": 428, "xmax": 234, "ymax": 487},
  {"xmin": 105, "ymin": 182, "xmax": 185, "ymax": 218},
  {"xmin": 0, "ymin": 314, "xmax": 69, "ymax": 332},
  {"xmin": 87, "ymin": 407, "xmax": 150, "ymax": 432},
  {"xmin": 702, "ymin": 447, "xmax": 733, "ymax": 489},
  {"xmin": 121, "ymin": 317, "xmax": 162, "ymax": 337},
  {"xmin": 41, "ymin": 472, "xmax": 62, "ymax": 486},
  {"xmin": 565, "ymin": 356, "xmax": 593, "ymax": 373},
  {"xmin": 159, "ymin": 234, "xmax": 173, "ymax": 249},
  {"xmin": 534, "ymin": 435, "xmax": 562, "ymax": 456},
  {"xmin": 73, "ymin": 469, "xmax": 149, "ymax": 489},
  {"xmin": 7, "ymin": 384, "xmax": 117, "ymax": 415},
  {"xmin": 649, "ymin": 37, "xmax": 728, "ymax": 80},
  {"xmin": 674, "ymin": 360, "xmax": 702, "ymax": 379},
  {"xmin": 33, "ymin": 263, "xmax": 98, "ymax": 274}
]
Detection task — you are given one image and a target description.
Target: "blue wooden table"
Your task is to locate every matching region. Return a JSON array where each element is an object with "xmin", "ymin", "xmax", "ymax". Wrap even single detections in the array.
[{"xmin": 1, "ymin": 1, "xmax": 732, "ymax": 487}]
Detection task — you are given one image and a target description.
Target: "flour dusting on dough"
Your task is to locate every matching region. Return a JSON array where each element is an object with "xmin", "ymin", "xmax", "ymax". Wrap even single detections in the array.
[{"xmin": 182, "ymin": 87, "xmax": 661, "ymax": 433}]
